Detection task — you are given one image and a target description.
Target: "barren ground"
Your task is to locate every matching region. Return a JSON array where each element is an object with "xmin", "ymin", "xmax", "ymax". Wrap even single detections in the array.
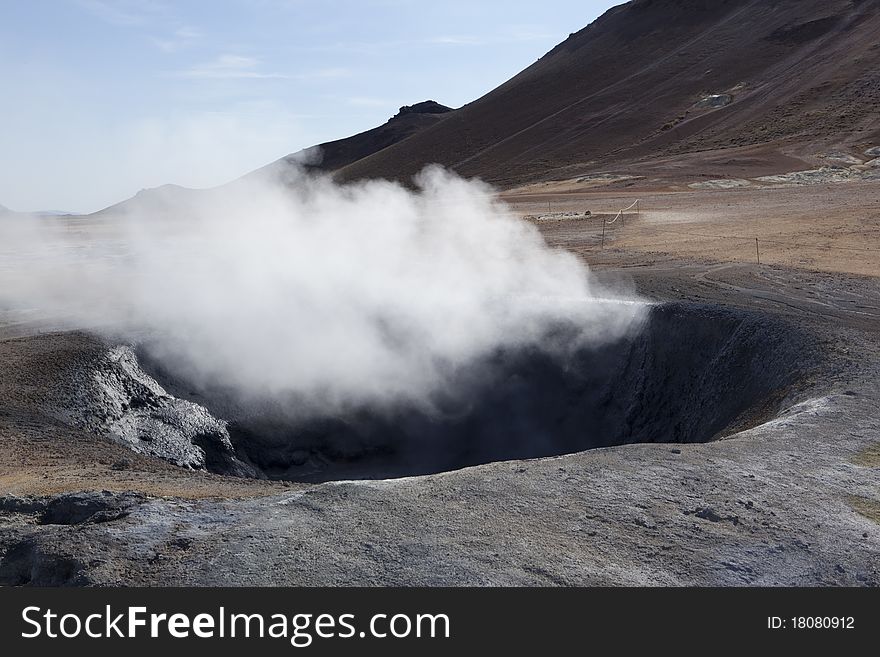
[
  {"xmin": 1, "ymin": 180, "xmax": 879, "ymax": 585},
  {"xmin": 505, "ymin": 179, "xmax": 880, "ymax": 278}
]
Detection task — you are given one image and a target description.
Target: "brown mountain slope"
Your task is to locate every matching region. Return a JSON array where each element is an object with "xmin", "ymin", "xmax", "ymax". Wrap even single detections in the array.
[
  {"xmin": 336, "ymin": 0, "xmax": 880, "ymax": 188},
  {"xmin": 272, "ymin": 100, "xmax": 454, "ymax": 174}
]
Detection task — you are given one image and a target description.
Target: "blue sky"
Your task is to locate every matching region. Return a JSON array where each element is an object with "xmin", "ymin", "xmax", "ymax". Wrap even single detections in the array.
[{"xmin": 0, "ymin": 0, "xmax": 618, "ymax": 212}]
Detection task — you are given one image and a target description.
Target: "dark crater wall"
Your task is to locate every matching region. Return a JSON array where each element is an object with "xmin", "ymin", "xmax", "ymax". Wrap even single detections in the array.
[{"xmin": 139, "ymin": 303, "xmax": 817, "ymax": 483}]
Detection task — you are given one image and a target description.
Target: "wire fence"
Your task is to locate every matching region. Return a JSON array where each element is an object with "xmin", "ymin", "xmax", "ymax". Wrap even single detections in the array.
[{"xmin": 538, "ymin": 199, "xmax": 880, "ymax": 264}]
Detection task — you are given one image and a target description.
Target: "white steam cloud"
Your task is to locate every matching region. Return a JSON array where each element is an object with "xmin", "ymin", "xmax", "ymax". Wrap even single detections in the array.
[{"xmin": 0, "ymin": 165, "xmax": 644, "ymax": 416}]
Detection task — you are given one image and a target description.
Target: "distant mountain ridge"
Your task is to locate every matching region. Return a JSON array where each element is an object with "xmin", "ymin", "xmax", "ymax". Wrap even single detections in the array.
[
  {"xmin": 93, "ymin": 101, "xmax": 455, "ymax": 216},
  {"xmin": 0, "ymin": 203, "xmax": 79, "ymax": 217}
]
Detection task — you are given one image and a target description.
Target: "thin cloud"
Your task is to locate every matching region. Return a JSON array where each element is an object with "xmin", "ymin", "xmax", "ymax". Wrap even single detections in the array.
[
  {"xmin": 307, "ymin": 27, "xmax": 556, "ymax": 54},
  {"xmin": 427, "ymin": 35, "xmax": 487, "ymax": 46},
  {"xmin": 174, "ymin": 55, "xmax": 289, "ymax": 80},
  {"xmin": 427, "ymin": 28, "xmax": 555, "ymax": 46},
  {"xmin": 504, "ymin": 26, "xmax": 557, "ymax": 42},
  {"xmin": 309, "ymin": 39, "xmax": 407, "ymax": 55},
  {"xmin": 346, "ymin": 96, "xmax": 392, "ymax": 108},
  {"xmin": 293, "ymin": 67, "xmax": 351, "ymax": 80},
  {"xmin": 77, "ymin": 0, "xmax": 166, "ymax": 26},
  {"xmin": 153, "ymin": 26, "xmax": 202, "ymax": 53}
]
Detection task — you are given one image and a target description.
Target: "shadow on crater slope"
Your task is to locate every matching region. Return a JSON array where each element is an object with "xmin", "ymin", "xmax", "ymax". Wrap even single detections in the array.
[{"xmin": 138, "ymin": 303, "xmax": 817, "ymax": 483}]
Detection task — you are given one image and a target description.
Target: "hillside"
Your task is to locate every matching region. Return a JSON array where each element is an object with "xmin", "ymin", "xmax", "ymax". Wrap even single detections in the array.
[
  {"xmin": 333, "ymin": 0, "xmax": 880, "ymax": 187},
  {"xmin": 270, "ymin": 100, "xmax": 454, "ymax": 174}
]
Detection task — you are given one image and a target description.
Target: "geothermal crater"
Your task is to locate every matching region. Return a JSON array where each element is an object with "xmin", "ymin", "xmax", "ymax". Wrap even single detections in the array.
[{"xmin": 129, "ymin": 303, "xmax": 811, "ymax": 483}]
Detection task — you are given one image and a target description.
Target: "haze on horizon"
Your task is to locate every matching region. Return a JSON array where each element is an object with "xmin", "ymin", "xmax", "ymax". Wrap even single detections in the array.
[{"xmin": 0, "ymin": 0, "xmax": 618, "ymax": 214}]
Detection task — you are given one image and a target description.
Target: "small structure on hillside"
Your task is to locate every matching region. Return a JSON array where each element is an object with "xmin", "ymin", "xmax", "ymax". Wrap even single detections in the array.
[{"xmin": 694, "ymin": 93, "xmax": 733, "ymax": 109}]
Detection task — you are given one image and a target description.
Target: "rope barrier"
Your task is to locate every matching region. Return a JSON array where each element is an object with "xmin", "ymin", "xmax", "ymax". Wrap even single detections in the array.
[{"xmin": 606, "ymin": 199, "xmax": 640, "ymax": 225}]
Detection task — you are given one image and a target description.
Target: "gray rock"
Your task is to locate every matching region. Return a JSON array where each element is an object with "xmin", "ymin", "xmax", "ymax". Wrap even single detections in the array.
[
  {"xmin": 45, "ymin": 343, "xmax": 256, "ymax": 474},
  {"xmin": 40, "ymin": 491, "xmax": 145, "ymax": 525}
]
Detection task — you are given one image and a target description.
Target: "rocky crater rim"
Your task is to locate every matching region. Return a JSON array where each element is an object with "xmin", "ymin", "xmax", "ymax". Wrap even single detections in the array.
[{"xmin": 73, "ymin": 302, "xmax": 820, "ymax": 484}]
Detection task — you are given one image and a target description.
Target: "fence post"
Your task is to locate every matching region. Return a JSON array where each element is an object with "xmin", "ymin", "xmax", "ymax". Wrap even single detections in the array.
[
  {"xmin": 601, "ymin": 218, "xmax": 606, "ymax": 249},
  {"xmin": 756, "ymin": 238, "xmax": 760, "ymax": 265}
]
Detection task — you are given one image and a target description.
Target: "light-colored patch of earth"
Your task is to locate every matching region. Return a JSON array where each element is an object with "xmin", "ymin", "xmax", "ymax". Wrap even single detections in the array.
[
  {"xmin": 849, "ymin": 496, "xmax": 880, "ymax": 525},
  {"xmin": 689, "ymin": 179, "xmax": 753, "ymax": 190},
  {"xmin": 817, "ymin": 152, "xmax": 864, "ymax": 166},
  {"xmin": 508, "ymin": 174, "xmax": 642, "ymax": 195},
  {"xmin": 852, "ymin": 442, "xmax": 880, "ymax": 468},
  {"xmin": 693, "ymin": 93, "xmax": 733, "ymax": 109},
  {"xmin": 756, "ymin": 167, "xmax": 880, "ymax": 186}
]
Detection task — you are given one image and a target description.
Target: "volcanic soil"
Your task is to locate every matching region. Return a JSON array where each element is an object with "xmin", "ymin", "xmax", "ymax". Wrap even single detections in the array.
[{"xmin": 1, "ymin": 176, "xmax": 879, "ymax": 586}]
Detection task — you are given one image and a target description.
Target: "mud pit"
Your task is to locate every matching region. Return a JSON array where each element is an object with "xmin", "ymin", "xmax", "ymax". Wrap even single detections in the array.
[
  {"xmin": 3, "ymin": 264, "xmax": 875, "ymax": 588},
  {"xmin": 131, "ymin": 303, "xmax": 812, "ymax": 483}
]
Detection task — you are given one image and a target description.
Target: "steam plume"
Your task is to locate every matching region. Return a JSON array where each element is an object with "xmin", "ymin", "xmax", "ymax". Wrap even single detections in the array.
[{"xmin": 0, "ymin": 164, "xmax": 644, "ymax": 417}]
